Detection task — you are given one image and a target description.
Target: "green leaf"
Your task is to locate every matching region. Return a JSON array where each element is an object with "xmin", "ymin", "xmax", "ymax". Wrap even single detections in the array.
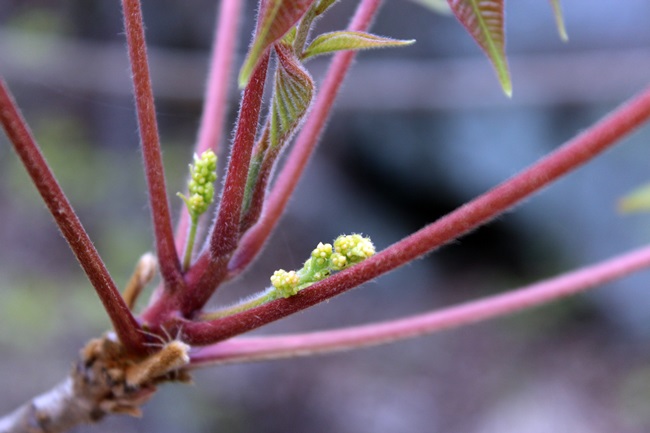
[
  {"xmin": 447, "ymin": 0, "xmax": 512, "ymax": 96},
  {"xmin": 549, "ymin": 0, "xmax": 568, "ymax": 41},
  {"xmin": 619, "ymin": 183, "xmax": 650, "ymax": 213},
  {"xmin": 270, "ymin": 42, "xmax": 314, "ymax": 147},
  {"xmin": 302, "ymin": 31, "xmax": 415, "ymax": 60},
  {"xmin": 239, "ymin": 0, "xmax": 317, "ymax": 87}
]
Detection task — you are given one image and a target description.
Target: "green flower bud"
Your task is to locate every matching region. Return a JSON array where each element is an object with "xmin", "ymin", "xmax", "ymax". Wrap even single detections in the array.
[
  {"xmin": 328, "ymin": 252, "xmax": 347, "ymax": 271},
  {"xmin": 270, "ymin": 234, "xmax": 375, "ymax": 299},
  {"xmin": 271, "ymin": 269, "xmax": 300, "ymax": 298},
  {"xmin": 178, "ymin": 150, "xmax": 218, "ymax": 217},
  {"xmin": 334, "ymin": 234, "xmax": 375, "ymax": 265}
]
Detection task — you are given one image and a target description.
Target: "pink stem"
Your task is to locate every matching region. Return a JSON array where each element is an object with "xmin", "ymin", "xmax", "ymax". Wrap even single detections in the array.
[
  {"xmin": 228, "ymin": 0, "xmax": 384, "ymax": 276},
  {"xmin": 122, "ymin": 0, "xmax": 183, "ymax": 291},
  {"xmin": 175, "ymin": 0, "xmax": 243, "ymax": 253},
  {"xmin": 0, "ymin": 79, "xmax": 147, "ymax": 355},
  {"xmin": 190, "ymin": 244, "xmax": 650, "ymax": 366},
  {"xmin": 176, "ymin": 84, "xmax": 650, "ymax": 345}
]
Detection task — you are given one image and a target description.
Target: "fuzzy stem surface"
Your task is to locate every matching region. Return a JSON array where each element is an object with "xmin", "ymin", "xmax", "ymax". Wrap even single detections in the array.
[
  {"xmin": 142, "ymin": 54, "xmax": 271, "ymax": 323},
  {"xmin": 0, "ymin": 80, "xmax": 146, "ymax": 354},
  {"xmin": 177, "ymin": 84, "xmax": 650, "ymax": 345},
  {"xmin": 176, "ymin": 0, "xmax": 242, "ymax": 252},
  {"xmin": 190, "ymin": 244, "xmax": 650, "ymax": 365},
  {"xmin": 228, "ymin": 0, "xmax": 384, "ymax": 277},
  {"xmin": 122, "ymin": 0, "xmax": 183, "ymax": 291}
]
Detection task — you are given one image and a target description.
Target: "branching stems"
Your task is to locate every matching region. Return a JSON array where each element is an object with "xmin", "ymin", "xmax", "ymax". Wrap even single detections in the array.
[
  {"xmin": 228, "ymin": 0, "xmax": 384, "ymax": 277},
  {"xmin": 141, "ymin": 53, "xmax": 271, "ymax": 323},
  {"xmin": 189, "ymin": 243, "xmax": 650, "ymax": 366},
  {"xmin": 175, "ymin": 83, "xmax": 650, "ymax": 345}
]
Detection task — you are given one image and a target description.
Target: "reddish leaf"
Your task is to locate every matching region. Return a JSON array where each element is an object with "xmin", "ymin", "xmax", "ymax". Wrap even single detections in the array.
[
  {"xmin": 447, "ymin": 0, "xmax": 511, "ymax": 96},
  {"xmin": 239, "ymin": 0, "xmax": 317, "ymax": 87}
]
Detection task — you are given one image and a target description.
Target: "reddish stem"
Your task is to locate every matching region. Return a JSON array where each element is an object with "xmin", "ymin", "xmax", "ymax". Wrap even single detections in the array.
[
  {"xmin": 122, "ymin": 0, "xmax": 183, "ymax": 291},
  {"xmin": 176, "ymin": 84, "xmax": 650, "ymax": 345},
  {"xmin": 190, "ymin": 244, "xmax": 650, "ymax": 366},
  {"xmin": 239, "ymin": 126, "xmax": 279, "ymax": 235},
  {"xmin": 206, "ymin": 53, "xmax": 270, "ymax": 260},
  {"xmin": 0, "ymin": 80, "xmax": 147, "ymax": 355},
  {"xmin": 142, "ymin": 54, "xmax": 271, "ymax": 322},
  {"xmin": 175, "ymin": 0, "xmax": 243, "ymax": 253},
  {"xmin": 228, "ymin": 0, "xmax": 383, "ymax": 276}
]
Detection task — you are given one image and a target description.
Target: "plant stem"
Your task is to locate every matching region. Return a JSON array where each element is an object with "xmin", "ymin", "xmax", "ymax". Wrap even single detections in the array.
[
  {"xmin": 189, "ymin": 244, "xmax": 650, "ymax": 366},
  {"xmin": 182, "ymin": 214, "xmax": 199, "ymax": 270},
  {"xmin": 122, "ymin": 0, "xmax": 183, "ymax": 291},
  {"xmin": 185, "ymin": 54, "xmax": 270, "ymax": 312},
  {"xmin": 200, "ymin": 288, "xmax": 277, "ymax": 320},
  {"xmin": 176, "ymin": 0, "xmax": 242, "ymax": 253},
  {"xmin": 0, "ymin": 79, "xmax": 147, "ymax": 355},
  {"xmin": 227, "ymin": 0, "xmax": 384, "ymax": 277},
  {"xmin": 175, "ymin": 84, "xmax": 650, "ymax": 345},
  {"xmin": 141, "ymin": 54, "xmax": 271, "ymax": 323}
]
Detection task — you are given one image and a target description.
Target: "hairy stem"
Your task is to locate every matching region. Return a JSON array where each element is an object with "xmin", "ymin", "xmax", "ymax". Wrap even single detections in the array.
[
  {"xmin": 0, "ymin": 80, "xmax": 146, "ymax": 354},
  {"xmin": 122, "ymin": 0, "xmax": 183, "ymax": 291},
  {"xmin": 189, "ymin": 244, "xmax": 650, "ymax": 366},
  {"xmin": 200, "ymin": 288, "xmax": 277, "ymax": 320},
  {"xmin": 228, "ymin": 0, "xmax": 384, "ymax": 277},
  {"xmin": 142, "ymin": 54, "xmax": 271, "ymax": 323},
  {"xmin": 184, "ymin": 54, "xmax": 270, "ymax": 312},
  {"xmin": 176, "ymin": 0, "xmax": 243, "ymax": 252},
  {"xmin": 176, "ymin": 84, "xmax": 650, "ymax": 345}
]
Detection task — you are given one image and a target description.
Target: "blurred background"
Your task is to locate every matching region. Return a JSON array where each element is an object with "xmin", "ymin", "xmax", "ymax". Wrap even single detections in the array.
[{"xmin": 1, "ymin": 1, "xmax": 650, "ymax": 432}]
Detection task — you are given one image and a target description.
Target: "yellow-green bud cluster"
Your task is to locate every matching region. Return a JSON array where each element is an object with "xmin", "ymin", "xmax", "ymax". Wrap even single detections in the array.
[
  {"xmin": 330, "ymin": 234, "xmax": 375, "ymax": 270},
  {"xmin": 270, "ymin": 270, "xmax": 301, "ymax": 298},
  {"xmin": 179, "ymin": 150, "xmax": 217, "ymax": 216},
  {"xmin": 270, "ymin": 234, "xmax": 375, "ymax": 298}
]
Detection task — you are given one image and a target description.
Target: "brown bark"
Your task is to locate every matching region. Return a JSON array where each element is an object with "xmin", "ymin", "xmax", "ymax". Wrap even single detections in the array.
[{"xmin": 0, "ymin": 336, "xmax": 190, "ymax": 433}]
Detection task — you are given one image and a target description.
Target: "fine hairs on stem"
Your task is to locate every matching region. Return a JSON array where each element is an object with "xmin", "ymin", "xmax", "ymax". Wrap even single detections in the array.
[{"xmin": 1, "ymin": 1, "xmax": 650, "ymax": 432}]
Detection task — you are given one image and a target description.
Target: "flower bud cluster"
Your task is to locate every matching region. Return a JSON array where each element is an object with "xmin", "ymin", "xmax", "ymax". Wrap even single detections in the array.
[
  {"xmin": 270, "ymin": 234, "xmax": 375, "ymax": 298},
  {"xmin": 179, "ymin": 150, "xmax": 217, "ymax": 216}
]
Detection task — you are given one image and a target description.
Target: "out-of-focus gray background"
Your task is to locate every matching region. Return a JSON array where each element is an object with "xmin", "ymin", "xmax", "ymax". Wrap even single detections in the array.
[{"xmin": 1, "ymin": 1, "xmax": 650, "ymax": 432}]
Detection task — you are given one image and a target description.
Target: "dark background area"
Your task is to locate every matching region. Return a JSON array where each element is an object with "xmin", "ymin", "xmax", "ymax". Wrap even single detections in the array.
[{"xmin": 1, "ymin": 1, "xmax": 650, "ymax": 432}]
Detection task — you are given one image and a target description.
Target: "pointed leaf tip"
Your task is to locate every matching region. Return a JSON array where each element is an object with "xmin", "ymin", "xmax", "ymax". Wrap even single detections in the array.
[
  {"xmin": 447, "ymin": 0, "xmax": 512, "ymax": 97},
  {"xmin": 503, "ymin": 80, "xmax": 512, "ymax": 98},
  {"xmin": 549, "ymin": 0, "xmax": 568, "ymax": 42},
  {"xmin": 302, "ymin": 31, "xmax": 415, "ymax": 60}
]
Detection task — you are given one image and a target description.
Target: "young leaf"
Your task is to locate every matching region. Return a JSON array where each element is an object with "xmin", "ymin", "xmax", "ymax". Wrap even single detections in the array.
[
  {"xmin": 270, "ymin": 42, "xmax": 314, "ymax": 147},
  {"xmin": 447, "ymin": 0, "xmax": 512, "ymax": 96},
  {"xmin": 239, "ymin": 0, "xmax": 317, "ymax": 87},
  {"xmin": 549, "ymin": 0, "xmax": 568, "ymax": 41},
  {"xmin": 302, "ymin": 31, "xmax": 415, "ymax": 60},
  {"xmin": 239, "ymin": 43, "xmax": 314, "ymax": 230}
]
